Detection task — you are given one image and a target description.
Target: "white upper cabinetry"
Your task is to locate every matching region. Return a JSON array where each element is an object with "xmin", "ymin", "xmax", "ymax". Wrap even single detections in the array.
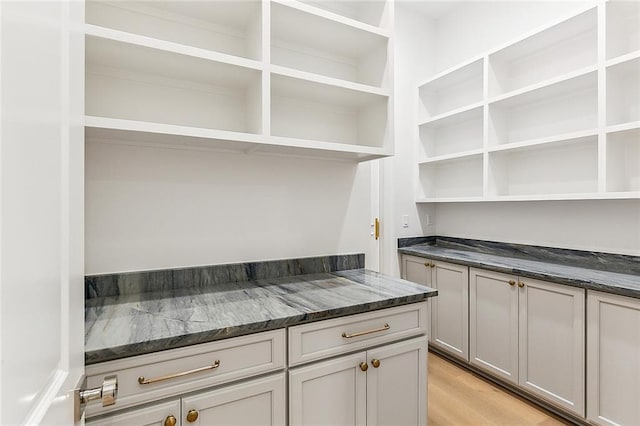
[
  {"xmin": 417, "ymin": 4, "xmax": 640, "ymax": 202},
  {"xmin": 84, "ymin": 0, "xmax": 394, "ymax": 162}
]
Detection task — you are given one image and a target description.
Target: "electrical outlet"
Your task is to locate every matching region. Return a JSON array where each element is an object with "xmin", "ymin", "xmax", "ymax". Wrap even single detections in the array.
[
  {"xmin": 425, "ymin": 214, "xmax": 433, "ymax": 226},
  {"xmin": 402, "ymin": 215, "xmax": 409, "ymax": 228}
]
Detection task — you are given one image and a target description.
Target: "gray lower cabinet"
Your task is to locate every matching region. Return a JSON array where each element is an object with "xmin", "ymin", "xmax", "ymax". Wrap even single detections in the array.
[
  {"xmin": 469, "ymin": 268, "xmax": 585, "ymax": 417},
  {"xmin": 288, "ymin": 337, "xmax": 428, "ymax": 426},
  {"xmin": 181, "ymin": 374, "xmax": 285, "ymax": 426},
  {"xmin": 587, "ymin": 291, "xmax": 640, "ymax": 425},
  {"xmin": 87, "ymin": 374, "xmax": 285, "ymax": 426},
  {"xmin": 86, "ymin": 400, "xmax": 181, "ymax": 426},
  {"xmin": 401, "ymin": 255, "xmax": 588, "ymax": 419},
  {"xmin": 401, "ymin": 255, "xmax": 468, "ymax": 361}
]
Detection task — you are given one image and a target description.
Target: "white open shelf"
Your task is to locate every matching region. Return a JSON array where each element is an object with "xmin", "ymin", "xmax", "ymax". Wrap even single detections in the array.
[
  {"xmin": 84, "ymin": 0, "xmax": 394, "ymax": 162},
  {"xmin": 85, "ymin": 117, "xmax": 391, "ymax": 162},
  {"xmin": 86, "ymin": 35, "xmax": 263, "ymax": 134},
  {"xmin": 606, "ymin": 127, "xmax": 640, "ymax": 193},
  {"xmin": 606, "ymin": 1, "xmax": 640, "ymax": 60},
  {"xmin": 296, "ymin": 0, "xmax": 392, "ymax": 30},
  {"xmin": 606, "ymin": 55, "xmax": 640, "ymax": 126},
  {"xmin": 418, "ymin": 58, "xmax": 484, "ymax": 121},
  {"xmin": 415, "ymin": 4, "xmax": 640, "ymax": 202},
  {"xmin": 418, "ymin": 154, "xmax": 484, "ymax": 200},
  {"xmin": 418, "ymin": 105, "xmax": 483, "ymax": 159},
  {"xmin": 488, "ymin": 7, "xmax": 597, "ymax": 97},
  {"xmin": 488, "ymin": 71, "xmax": 598, "ymax": 146},
  {"xmin": 86, "ymin": 0, "xmax": 263, "ymax": 60},
  {"xmin": 271, "ymin": 1, "xmax": 390, "ymax": 87},
  {"xmin": 271, "ymin": 73, "xmax": 389, "ymax": 147},
  {"xmin": 487, "ymin": 128, "xmax": 598, "ymax": 154},
  {"xmin": 488, "ymin": 136, "xmax": 598, "ymax": 197}
]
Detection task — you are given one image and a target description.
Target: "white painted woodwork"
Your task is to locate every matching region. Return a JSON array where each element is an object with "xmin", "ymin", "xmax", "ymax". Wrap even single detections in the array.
[
  {"xmin": 415, "ymin": 3, "xmax": 640, "ymax": 202},
  {"xmin": 488, "ymin": 8, "xmax": 597, "ymax": 97},
  {"xmin": 518, "ymin": 277, "xmax": 585, "ymax": 417},
  {"xmin": 366, "ymin": 337, "xmax": 427, "ymax": 426},
  {"xmin": 297, "ymin": 0, "xmax": 392, "ymax": 30},
  {"xmin": 587, "ymin": 291, "xmax": 640, "ymax": 426},
  {"xmin": 469, "ymin": 268, "xmax": 518, "ymax": 384},
  {"xmin": 606, "ymin": 56, "xmax": 640, "ymax": 126},
  {"xmin": 288, "ymin": 301, "xmax": 428, "ymax": 366},
  {"xmin": 86, "ymin": 329, "xmax": 285, "ymax": 417},
  {"xmin": 606, "ymin": 127, "xmax": 640, "ymax": 192},
  {"xmin": 430, "ymin": 261, "xmax": 469, "ymax": 361},
  {"xmin": 86, "ymin": 1, "xmax": 263, "ymax": 60},
  {"xmin": 289, "ymin": 352, "xmax": 368, "ymax": 426},
  {"xmin": 181, "ymin": 373, "xmax": 286, "ymax": 426},
  {"xmin": 270, "ymin": 1, "xmax": 389, "ymax": 87},
  {"xmin": 606, "ymin": 1, "xmax": 640, "ymax": 60},
  {"xmin": 86, "ymin": 400, "xmax": 181, "ymax": 426},
  {"xmin": 0, "ymin": 1, "xmax": 85, "ymax": 424},
  {"xmin": 84, "ymin": 0, "xmax": 394, "ymax": 161}
]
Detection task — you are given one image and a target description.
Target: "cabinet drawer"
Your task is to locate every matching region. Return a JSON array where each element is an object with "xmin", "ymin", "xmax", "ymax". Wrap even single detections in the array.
[
  {"xmin": 86, "ymin": 329, "xmax": 285, "ymax": 417},
  {"xmin": 86, "ymin": 399, "xmax": 180, "ymax": 426},
  {"xmin": 288, "ymin": 302, "xmax": 428, "ymax": 366}
]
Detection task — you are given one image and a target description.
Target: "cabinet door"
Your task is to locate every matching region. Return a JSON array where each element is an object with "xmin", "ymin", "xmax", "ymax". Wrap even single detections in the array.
[
  {"xmin": 401, "ymin": 255, "xmax": 433, "ymax": 341},
  {"xmin": 431, "ymin": 261, "xmax": 469, "ymax": 360},
  {"xmin": 401, "ymin": 255, "xmax": 432, "ymax": 287},
  {"xmin": 518, "ymin": 278, "xmax": 585, "ymax": 416},
  {"xmin": 181, "ymin": 373, "xmax": 285, "ymax": 426},
  {"xmin": 366, "ymin": 337, "xmax": 427, "ymax": 426},
  {"xmin": 289, "ymin": 352, "xmax": 367, "ymax": 426},
  {"xmin": 469, "ymin": 268, "xmax": 518, "ymax": 383},
  {"xmin": 87, "ymin": 400, "xmax": 181, "ymax": 426},
  {"xmin": 587, "ymin": 291, "xmax": 640, "ymax": 426}
]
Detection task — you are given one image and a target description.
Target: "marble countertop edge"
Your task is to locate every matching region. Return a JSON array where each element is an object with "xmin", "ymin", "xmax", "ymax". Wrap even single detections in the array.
[
  {"xmin": 398, "ymin": 245, "xmax": 640, "ymax": 299},
  {"xmin": 85, "ymin": 269, "xmax": 437, "ymax": 365}
]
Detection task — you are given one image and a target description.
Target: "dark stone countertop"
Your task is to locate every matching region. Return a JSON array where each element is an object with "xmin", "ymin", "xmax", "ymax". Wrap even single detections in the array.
[
  {"xmin": 85, "ymin": 269, "xmax": 437, "ymax": 365},
  {"xmin": 398, "ymin": 237, "xmax": 640, "ymax": 299}
]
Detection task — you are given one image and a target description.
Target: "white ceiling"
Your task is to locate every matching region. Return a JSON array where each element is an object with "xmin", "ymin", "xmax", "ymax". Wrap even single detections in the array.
[{"xmin": 396, "ymin": 1, "xmax": 460, "ymax": 20}]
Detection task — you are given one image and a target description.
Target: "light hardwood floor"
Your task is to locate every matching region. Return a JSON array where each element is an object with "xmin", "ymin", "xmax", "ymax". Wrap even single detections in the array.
[{"xmin": 428, "ymin": 352, "xmax": 573, "ymax": 426}]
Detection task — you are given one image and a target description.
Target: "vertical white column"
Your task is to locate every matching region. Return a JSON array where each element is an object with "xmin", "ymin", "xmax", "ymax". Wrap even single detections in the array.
[
  {"xmin": 482, "ymin": 55, "xmax": 490, "ymax": 198},
  {"xmin": 597, "ymin": 1, "xmax": 607, "ymax": 193},
  {"xmin": 262, "ymin": 1, "xmax": 271, "ymax": 137}
]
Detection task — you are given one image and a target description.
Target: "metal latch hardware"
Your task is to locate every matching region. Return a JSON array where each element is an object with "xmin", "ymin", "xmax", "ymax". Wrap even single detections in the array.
[{"xmin": 74, "ymin": 375, "xmax": 118, "ymax": 422}]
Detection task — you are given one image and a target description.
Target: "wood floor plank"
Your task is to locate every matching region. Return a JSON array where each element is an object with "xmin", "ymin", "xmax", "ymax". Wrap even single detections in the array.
[{"xmin": 428, "ymin": 352, "xmax": 572, "ymax": 426}]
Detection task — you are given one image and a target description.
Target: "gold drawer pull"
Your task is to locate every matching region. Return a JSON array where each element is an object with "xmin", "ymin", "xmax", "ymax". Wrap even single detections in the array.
[
  {"xmin": 138, "ymin": 360, "xmax": 220, "ymax": 385},
  {"xmin": 342, "ymin": 323, "xmax": 390, "ymax": 339}
]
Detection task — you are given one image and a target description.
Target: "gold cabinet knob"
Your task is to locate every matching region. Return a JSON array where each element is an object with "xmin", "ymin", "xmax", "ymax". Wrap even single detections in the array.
[
  {"xmin": 186, "ymin": 409, "xmax": 199, "ymax": 423},
  {"xmin": 424, "ymin": 262, "xmax": 430, "ymax": 268},
  {"xmin": 359, "ymin": 361, "xmax": 368, "ymax": 372},
  {"xmin": 430, "ymin": 262, "xmax": 436, "ymax": 268},
  {"xmin": 371, "ymin": 359, "xmax": 381, "ymax": 368},
  {"xmin": 508, "ymin": 280, "xmax": 516, "ymax": 286},
  {"xmin": 518, "ymin": 282, "xmax": 525, "ymax": 288},
  {"xmin": 164, "ymin": 415, "xmax": 177, "ymax": 426}
]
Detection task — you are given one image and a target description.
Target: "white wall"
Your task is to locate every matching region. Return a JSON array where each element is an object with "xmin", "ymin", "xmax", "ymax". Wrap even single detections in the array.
[
  {"xmin": 85, "ymin": 142, "xmax": 373, "ymax": 274},
  {"xmin": 432, "ymin": 1, "xmax": 593, "ymax": 72},
  {"xmin": 382, "ymin": 5, "xmax": 437, "ymax": 277},
  {"xmin": 391, "ymin": 1, "xmax": 640, "ymax": 258},
  {"xmin": 436, "ymin": 200, "xmax": 640, "ymax": 255}
]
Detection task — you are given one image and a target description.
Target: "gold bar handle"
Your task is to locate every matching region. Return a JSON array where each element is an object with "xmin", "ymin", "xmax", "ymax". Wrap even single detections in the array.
[
  {"xmin": 138, "ymin": 360, "xmax": 220, "ymax": 385},
  {"xmin": 374, "ymin": 218, "xmax": 380, "ymax": 240},
  {"xmin": 342, "ymin": 323, "xmax": 390, "ymax": 339}
]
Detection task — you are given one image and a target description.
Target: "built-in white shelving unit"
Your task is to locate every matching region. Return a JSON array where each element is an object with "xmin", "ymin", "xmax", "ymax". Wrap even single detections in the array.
[
  {"xmin": 84, "ymin": 0, "xmax": 394, "ymax": 162},
  {"xmin": 416, "ymin": 3, "xmax": 640, "ymax": 202}
]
